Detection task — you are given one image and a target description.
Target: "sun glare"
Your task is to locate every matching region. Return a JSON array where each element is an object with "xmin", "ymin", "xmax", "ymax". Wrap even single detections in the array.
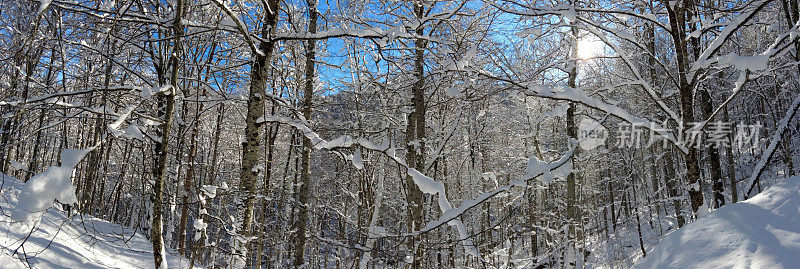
[{"xmin": 577, "ymin": 38, "xmax": 605, "ymax": 60}]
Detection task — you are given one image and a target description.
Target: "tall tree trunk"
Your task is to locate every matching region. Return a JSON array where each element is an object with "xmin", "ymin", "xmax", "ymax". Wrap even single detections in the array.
[
  {"xmin": 609, "ymin": 181, "xmax": 616, "ymax": 231},
  {"xmin": 293, "ymin": 0, "xmax": 317, "ymax": 265},
  {"xmin": 405, "ymin": 2, "xmax": 427, "ymax": 267},
  {"xmin": 701, "ymin": 90, "xmax": 725, "ymax": 208},
  {"xmin": 193, "ymin": 104, "xmax": 225, "ymax": 266},
  {"xmin": 177, "ymin": 94, "xmax": 200, "ymax": 255},
  {"xmin": 177, "ymin": 39, "xmax": 217, "ymax": 256},
  {"xmin": 152, "ymin": 1, "xmax": 182, "ymax": 267},
  {"xmin": 565, "ymin": 24, "xmax": 579, "ymax": 237},
  {"xmin": 237, "ymin": 0, "xmax": 279, "ymax": 265},
  {"xmin": 256, "ymin": 111, "xmax": 278, "ymax": 267},
  {"xmin": 666, "ymin": 0, "xmax": 704, "ymax": 216},
  {"xmin": 82, "ymin": 58, "xmax": 113, "ymax": 213},
  {"xmin": 631, "ymin": 172, "xmax": 647, "ymax": 258},
  {"xmin": 565, "ymin": 21, "xmax": 582, "ymax": 266},
  {"xmin": 646, "ymin": 0, "xmax": 665, "ymax": 223},
  {"xmin": 26, "ymin": 47, "xmax": 57, "ymax": 179},
  {"xmin": 110, "ymin": 142, "xmax": 131, "ymax": 222},
  {"xmin": 724, "ymin": 108, "xmax": 738, "ymax": 203}
]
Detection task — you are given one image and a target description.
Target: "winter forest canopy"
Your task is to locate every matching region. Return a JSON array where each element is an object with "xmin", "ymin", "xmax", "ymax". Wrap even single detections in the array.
[{"xmin": 2, "ymin": 0, "xmax": 800, "ymax": 267}]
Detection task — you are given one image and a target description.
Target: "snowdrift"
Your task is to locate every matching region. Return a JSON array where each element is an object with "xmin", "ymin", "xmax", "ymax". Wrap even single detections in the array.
[
  {"xmin": 0, "ymin": 174, "xmax": 193, "ymax": 268},
  {"xmin": 637, "ymin": 176, "xmax": 800, "ymax": 268}
]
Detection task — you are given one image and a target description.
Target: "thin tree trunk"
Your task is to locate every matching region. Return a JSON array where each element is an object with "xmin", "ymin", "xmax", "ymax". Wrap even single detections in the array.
[
  {"xmin": 151, "ymin": 1, "xmax": 182, "ymax": 266},
  {"xmin": 293, "ymin": 0, "xmax": 317, "ymax": 265},
  {"xmin": 608, "ymin": 180, "xmax": 616, "ymax": 231},
  {"xmin": 177, "ymin": 96, "xmax": 199, "ymax": 255},
  {"xmin": 26, "ymin": 47, "xmax": 57, "ymax": 179},
  {"xmin": 566, "ymin": 23, "xmax": 580, "ymax": 242},
  {"xmin": 701, "ymin": 90, "xmax": 725, "ymax": 208},
  {"xmin": 724, "ymin": 108, "xmax": 738, "ymax": 203}
]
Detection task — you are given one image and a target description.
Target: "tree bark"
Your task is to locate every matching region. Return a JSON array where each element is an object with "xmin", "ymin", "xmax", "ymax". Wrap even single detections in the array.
[
  {"xmin": 404, "ymin": 2, "xmax": 428, "ymax": 267},
  {"xmin": 664, "ymin": 148, "xmax": 685, "ymax": 228},
  {"xmin": 151, "ymin": 0, "xmax": 182, "ymax": 265},
  {"xmin": 293, "ymin": 0, "xmax": 317, "ymax": 265},
  {"xmin": 565, "ymin": 25, "xmax": 579, "ymax": 236},
  {"xmin": 701, "ymin": 90, "xmax": 725, "ymax": 208},
  {"xmin": 665, "ymin": 0, "xmax": 704, "ymax": 216},
  {"xmin": 237, "ymin": 0, "xmax": 279, "ymax": 265},
  {"xmin": 724, "ymin": 108, "xmax": 738, "ymax": 203}
]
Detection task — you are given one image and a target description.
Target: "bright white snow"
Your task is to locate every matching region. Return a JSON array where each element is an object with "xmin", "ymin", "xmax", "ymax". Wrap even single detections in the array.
[
  {"xmin": 10, "ymin": 148, "xmax": 92, "ymax": 222},
  {"xmin": 637, "ymin": 176, "xmax": 800, "ymax": 268},
  {"xmin": 1, "ymin": 174, "xmax": 194, "ymax": 268}
]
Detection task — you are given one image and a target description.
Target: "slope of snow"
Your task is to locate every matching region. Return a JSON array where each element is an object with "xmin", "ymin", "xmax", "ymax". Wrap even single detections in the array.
[
  {"xmin": 637, "ymin": 176, "xmax": 800, "ymax": 268},
  {"xmin": 0, "ymin": 174, "xmax": 194, "ymax": 268}
]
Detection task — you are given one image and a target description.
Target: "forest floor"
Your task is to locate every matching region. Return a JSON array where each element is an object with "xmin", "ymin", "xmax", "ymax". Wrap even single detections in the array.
[
  {"xmin": 636, "ymin": 176, "xmax": 800, "ymax": 268},
  {"xmin": 0, "ymin": 173, "xmax": 193, "ymax": 269},
  {"xmin": 2, "ymin": 172, "xmax": 800, "ymax": 268}
]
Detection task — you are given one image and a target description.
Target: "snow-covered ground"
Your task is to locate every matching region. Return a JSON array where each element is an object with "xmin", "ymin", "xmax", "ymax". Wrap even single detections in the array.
[
  {"xmin": 0, "ymin": 174, "xmax": 193, "ymax": 268},
  {"xmin": 637, "ymin": 176, "xmax": 800, "ymax": 268},
  {"xmin": 3, "ymin": 168, "xmax": 799, "ymax": 269}
]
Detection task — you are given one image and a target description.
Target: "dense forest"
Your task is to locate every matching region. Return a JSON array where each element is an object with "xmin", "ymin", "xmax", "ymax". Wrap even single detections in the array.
[{"xmin": 1, "ymin": 0, "xmax": 800, "ymax": 267}]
